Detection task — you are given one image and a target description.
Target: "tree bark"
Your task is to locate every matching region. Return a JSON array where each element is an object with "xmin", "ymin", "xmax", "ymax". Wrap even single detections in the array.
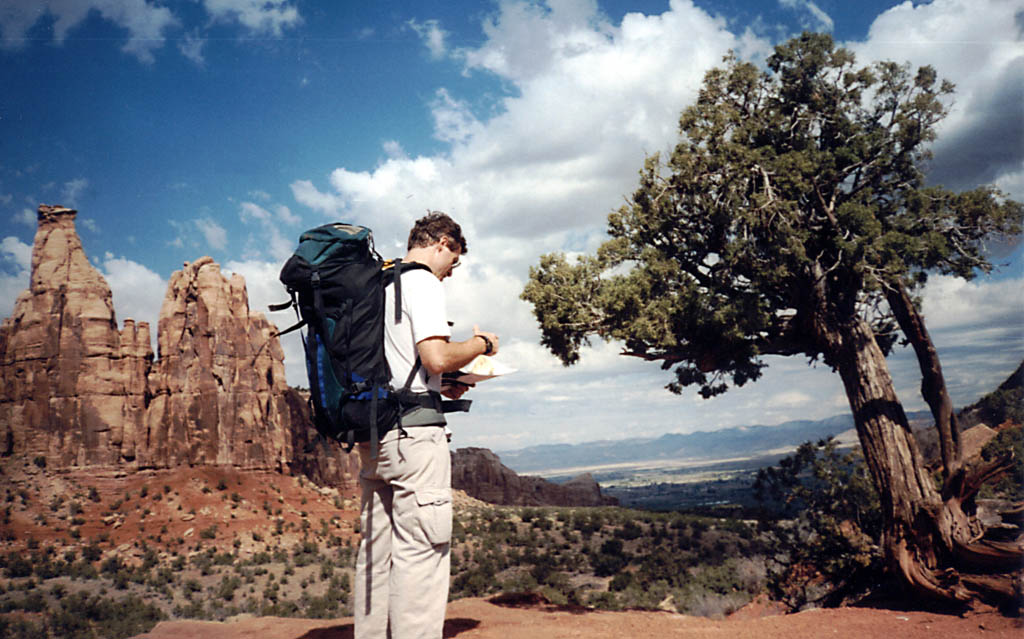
[
  {"xmin": 885, "ymin": 282, "xmax": 961, "ymax": 475},
  {"xmin": 820, "ymin": 315, "xmax": 1023, "ymax": 607}
]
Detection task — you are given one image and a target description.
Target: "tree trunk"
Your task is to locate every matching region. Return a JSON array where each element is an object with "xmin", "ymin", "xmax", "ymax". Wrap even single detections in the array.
[
  {"xmin": 885, "ymin": 283, "xmax": 961, "ymax": 475},
  {"xmin": 820, "ymin": 315, "xmax": 1022, "ymax": 607}
]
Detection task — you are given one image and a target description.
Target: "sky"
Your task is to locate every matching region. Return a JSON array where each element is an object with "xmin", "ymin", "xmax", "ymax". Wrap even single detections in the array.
[{"xmin": 1, "ymin": 0, "xmax": 1022, "ymax": 455}]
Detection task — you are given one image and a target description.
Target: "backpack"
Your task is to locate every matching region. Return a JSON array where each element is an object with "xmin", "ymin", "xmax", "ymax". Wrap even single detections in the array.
[{"xmin": 274, "ymin": 222, "xmax": 435, "ymax": 457}]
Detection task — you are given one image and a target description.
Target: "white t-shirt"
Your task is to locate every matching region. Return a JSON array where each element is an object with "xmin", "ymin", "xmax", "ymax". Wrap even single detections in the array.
[{"xmin": 384, "ymin": 267, "xmax": 451, "ymax": 394}]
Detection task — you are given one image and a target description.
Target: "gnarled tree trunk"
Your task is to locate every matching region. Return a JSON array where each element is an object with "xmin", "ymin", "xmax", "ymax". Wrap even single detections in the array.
[
  {"xmin": 822, "ymin": 314, "xmax": 1022, "ymax": 608},
  {"xmin": 885, "ymin": 283, "xmax": 961, "ymax": 475}
]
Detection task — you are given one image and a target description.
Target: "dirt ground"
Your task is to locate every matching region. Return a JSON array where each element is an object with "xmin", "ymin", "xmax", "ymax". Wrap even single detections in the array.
[{"xmin": 133, "ymin": 594, "xmax": 1021, "ymax": 639}]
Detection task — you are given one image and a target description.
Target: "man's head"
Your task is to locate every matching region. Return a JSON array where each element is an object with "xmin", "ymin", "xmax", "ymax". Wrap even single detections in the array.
[{"xmin": 406, "ymin": 211, "xmax": 467, "ymax": 280}]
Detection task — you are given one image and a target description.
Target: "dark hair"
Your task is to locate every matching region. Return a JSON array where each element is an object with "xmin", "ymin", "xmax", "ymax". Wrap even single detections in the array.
[{"xmin": 407, "ymin": 211, "xmax": 467, "ymax": 254}]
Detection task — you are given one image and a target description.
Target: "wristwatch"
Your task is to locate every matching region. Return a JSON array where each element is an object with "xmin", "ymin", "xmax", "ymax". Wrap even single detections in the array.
[{"xmin": 476, "ymin": 334, "xmax": 494, "ymax": 355}]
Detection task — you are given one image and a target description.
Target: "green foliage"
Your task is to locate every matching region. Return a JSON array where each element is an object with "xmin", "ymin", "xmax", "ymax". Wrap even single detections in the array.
[
  {"xmin": 754, "ymin": 438, "xmax": 883, "ymax": 605},
  {"xmin": 522, "ymin": 33, "xmax": 1022, "ymax": 398},
  {"xmin": 980, "ymin": 425, "xmax": 1024, "ymax": 500},
  {"xmin": 47, "ymin": 592, "xmax": 164, "ymax": 639}
]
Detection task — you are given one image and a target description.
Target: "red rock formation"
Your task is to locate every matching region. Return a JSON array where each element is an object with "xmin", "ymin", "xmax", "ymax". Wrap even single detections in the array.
[
  {"xmin": 452, "ymin": 447, "xmax": 617, "ymax": 507},
  {"xmin": 0, "ymin": 205, "xmax": 324, "ymax": 473},
  {"xmin": 0, "ymin": 205, "xmax": 152, "ymax": 466},
  {"xmin": 143, "ymin": 256, "xmax": 291, "ymax": 469}
]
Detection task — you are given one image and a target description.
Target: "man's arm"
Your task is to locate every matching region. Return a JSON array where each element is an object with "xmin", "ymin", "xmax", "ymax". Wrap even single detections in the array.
[{"xmin": 417, "ymin": 324, "xmax": 500, "ymax": 377}]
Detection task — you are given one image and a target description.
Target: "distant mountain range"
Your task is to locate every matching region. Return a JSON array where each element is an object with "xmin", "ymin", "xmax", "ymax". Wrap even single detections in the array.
[{"xmin": 495, "ymin": 411, "xmax": 932, "ymax": 475}]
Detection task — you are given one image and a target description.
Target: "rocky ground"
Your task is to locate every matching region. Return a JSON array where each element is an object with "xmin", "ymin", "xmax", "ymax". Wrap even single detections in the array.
[
  {"xmin": 135, "ymin": 594, "xmax": 1021, "ymax": 639},
  {"xmin": 2, "ymin": 456, "xmax": 1020, "ymax": 639}
]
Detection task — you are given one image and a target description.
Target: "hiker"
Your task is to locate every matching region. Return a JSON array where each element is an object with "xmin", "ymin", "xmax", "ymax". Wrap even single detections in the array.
[{"xmin": 354, "ymin": 211, "xmax": 499, "ymax": 639}]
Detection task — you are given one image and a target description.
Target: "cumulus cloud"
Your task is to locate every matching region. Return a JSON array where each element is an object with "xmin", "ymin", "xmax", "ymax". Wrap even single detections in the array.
[
  {"xmin": 12, "ymin": 208, "xmax": 35, "ymax": 227},
  {"xmin": 0, "ymin": 0, "xmax": 301, "ymax": 63},
  {"xmin": 238, "ymin": 200, "xmax": 300, "ymax": 262},
  {"xmin": 847, "ymin": 0, "xmax": 1024, "ymax": 201},
  {"xmin": 0, "ymin": 0, "xmax": 178, "ymax": 63},
  {"xmin": 195, "ymin": 217, "xmax": 228, "ymax": 251},
  {"xmin": 0, "ymin": 236, "xmax": 32, "ymax": 318},
  {"xmin": 179, "ymin": 30, "xmax": 205, "ymax": 65},
  {"xmin": 779, "ymin": 0, "xmax": 834, "ymax": 32},
  {"xmin": 408, "ymin": 18, "xmax": 448, "ymax": 59},
  {"xmin": 100, "ymin": 253, "xmax": 166, "ymax": 351},
  {"xmin": 202, "ymin": 0, "xmax": 301, "ymax": 37},
  {"xmin": 274, "ymin": 0, "xmax": 1021, "ymax": 449},
  {"xmin": 61, "ymin": 177, "xmax": 89, "ymax": 206}
]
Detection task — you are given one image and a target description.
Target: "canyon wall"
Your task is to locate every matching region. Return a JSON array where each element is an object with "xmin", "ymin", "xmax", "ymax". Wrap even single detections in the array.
[{"xmin": 0, "ymin": 205, "xmax": 308, "ymax": 472}]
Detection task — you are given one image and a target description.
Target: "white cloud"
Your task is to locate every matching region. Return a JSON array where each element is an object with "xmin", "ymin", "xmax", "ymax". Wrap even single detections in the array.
[
  {"xmin": 238, "ymin": 200, "xmax": 298, "ymax": 262},
  {"xmin": 277, "ymin": 0, "xmax": 1021, "ymax": 450},
  {"xmin": 847, "ymin": 0, "xmax": 1024, "ymax": 200},
  {"xmin": 430, "ymin": 89, "xmax": 484, "ymax": 145},
  {"xmin": 408, "ymin": 18, "xmax": 448, "ymax": 60},
  {"xmin": 62, "ymin": 177, "xmax": 88, "ymax": 206},
  {"xmin": 195, "ymin": 217, "xmax": 227, "ymax": 251},
  {"xmin": 765, "ymin": 390, "xmax": 814, "ymax": 409},
  {"xmin": 779, "ymin": 0, "xmax": 834, "ymax": 32},
  {"xmin": 0, "ymin": 0, "xmax": 178, "ymax": 63},
  {"xmin": 1, "ymin": 236, "xmax": 31, "ymax": 270},
  {"xmin": 179, "ymin": 30, "xmax": 205, "ymax": 65},
  {"xmin": 12, "ymin": 208, "xmax": 34, "ymax": 227},
  {"xmin": 100, "ymin": 254, "xmax": 166, "ymax": 352},
  {"xmin": 0, "ymin": 236, "xmax": 32, "ymax": 318},
  {"xmin": 290, "ymin": 179, "xmax": 348, "ymax": 218},
  {"xmin": 79, "ymin": 217, "xmax": 99, "ymax": 233},
  {"xmin": 201, "ymin": 0, "xmax": 301, "ymax": 37},
  {"xmin": 920, "ymin": 273, "xmax": 1024, "ymax": 331}
]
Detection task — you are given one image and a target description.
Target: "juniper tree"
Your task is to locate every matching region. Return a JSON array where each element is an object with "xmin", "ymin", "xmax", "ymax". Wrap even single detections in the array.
[{"xmin": 522, "ymin": 33, "xmax": 1022, "ymax": 607}]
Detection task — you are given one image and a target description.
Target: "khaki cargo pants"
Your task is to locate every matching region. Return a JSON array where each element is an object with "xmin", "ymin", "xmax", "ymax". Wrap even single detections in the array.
[{"xmin": 355, "ymin": 426, "xmax": 452, "ymax": 639}]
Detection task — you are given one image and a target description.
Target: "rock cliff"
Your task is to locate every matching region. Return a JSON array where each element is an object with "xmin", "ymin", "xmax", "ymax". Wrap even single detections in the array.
[
  {"xmin": 143, "ymin": 256, "xmax": 290, "ymax": 469},
  {"xmin": 0, "ymin": 205, "xmax": 357, "ymax": 480},
  {"xmin": 452, "ymin": 447, "xmax": 617, "ymax": 507},
  {"xmin": 0, "ymin": 206, "xmax": 153, "ymax": 466}
]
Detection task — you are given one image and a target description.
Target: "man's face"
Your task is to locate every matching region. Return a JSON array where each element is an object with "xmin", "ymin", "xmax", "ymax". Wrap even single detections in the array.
[{"xmin": 436, "ymin": 238, "xmax": 462, "ymax": 281}]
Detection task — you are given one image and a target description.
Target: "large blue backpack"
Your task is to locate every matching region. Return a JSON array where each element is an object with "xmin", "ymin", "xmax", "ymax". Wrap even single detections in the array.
[{"xmin": 274, "ymin": 223, "xmax": 430, "ymax": 456}]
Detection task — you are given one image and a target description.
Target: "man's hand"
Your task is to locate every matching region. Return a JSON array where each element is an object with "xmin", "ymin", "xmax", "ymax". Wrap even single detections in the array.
[
  {"xmin": 418, "ymin": 325, "xmax": 501, "ymax": 376},
  {"xmin": 441, "ymin": 382, "xmax": 474, "ymax": 400}
]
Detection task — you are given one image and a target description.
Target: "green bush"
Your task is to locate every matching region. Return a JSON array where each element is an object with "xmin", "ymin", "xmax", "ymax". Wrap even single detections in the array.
[{"xmin": 48, "ymin": 591, "xmax": 164, "ymax": 639}]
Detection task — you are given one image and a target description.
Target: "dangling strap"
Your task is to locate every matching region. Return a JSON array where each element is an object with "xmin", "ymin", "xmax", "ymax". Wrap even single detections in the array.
[
  {"xmin": 270, "ymin": 290, "xmax": 306, "ymax": 337},
  {"xmin": 393, "ymin": 258, "xmax": 404, "ymax": 323}
]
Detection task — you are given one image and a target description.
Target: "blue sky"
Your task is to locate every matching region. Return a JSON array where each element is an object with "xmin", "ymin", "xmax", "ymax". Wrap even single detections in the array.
[{"xmin": 2, "ymin": 0, "xmax": 1022, "ymax": 453}]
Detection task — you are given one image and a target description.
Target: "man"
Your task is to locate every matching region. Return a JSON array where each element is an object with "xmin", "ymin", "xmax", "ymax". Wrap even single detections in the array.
[{"xmin": 355, "ymin": 211, "xmax": 499, "ymax": 639}]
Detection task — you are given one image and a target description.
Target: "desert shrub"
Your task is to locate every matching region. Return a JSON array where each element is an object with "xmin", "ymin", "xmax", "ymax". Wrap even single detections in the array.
[
  {"xmin": 609, "ymin": 571, "xmax": 633, "ymax": 592},
  {"xmin": 450, "ymin": 566, "xmax": 496, "ymax": 598},
  {"xmin": 48, "ymin": 591, "xmax": 164, "ymax": 639},
  {"xmin": 1, "ymin": 591, "xmax": 47, "ymax": 613},
  {"xmin": 5, "ymin": 553, "xmax": 32, "ymax": 579},
  {"xmin": 215, "ymin": 575, "xmax": 242, "ymax": 602},
  {"xmin": 614, "ymin": 520, "xmax": 643, "ymax": 540},
  {"xmin": 0, "ymin": 617, "xmax": 44, "ymax": 639},
  {"xmin": 754, "ymin": 438, "xmax": 883, "ymax": 606},
  {"xmin": 980, "ymin": 425, "xmax": 1023, "ymax": 500},
  {"xmin": 675, "ymin": 588, "xmax": 750, "ymax": 618},
  {"xmin": 591, "ymin": 539, "xmax": 629, "ymax": 577}
]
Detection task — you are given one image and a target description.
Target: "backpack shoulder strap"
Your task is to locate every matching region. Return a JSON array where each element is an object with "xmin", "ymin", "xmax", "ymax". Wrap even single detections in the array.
[{"xmin": 382, "ymin": 259, "xmax": 432, "ymax": 323}]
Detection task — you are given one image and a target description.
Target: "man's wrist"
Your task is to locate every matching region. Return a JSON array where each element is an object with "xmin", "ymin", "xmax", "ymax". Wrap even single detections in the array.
[{"xmin": 476, "ymin": 334, "xmax": 493, "ymax": 356}]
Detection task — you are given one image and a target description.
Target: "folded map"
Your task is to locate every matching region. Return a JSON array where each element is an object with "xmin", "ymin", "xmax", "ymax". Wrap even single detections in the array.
[{"xmin": 442, "ymin": 355, "xmax": 517, "ymax": 386}]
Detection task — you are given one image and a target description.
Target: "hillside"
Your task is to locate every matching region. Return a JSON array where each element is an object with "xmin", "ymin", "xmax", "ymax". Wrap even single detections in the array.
[{"xmin": 494, "ymin": 412, "xmax": 929, "ymax": 476}]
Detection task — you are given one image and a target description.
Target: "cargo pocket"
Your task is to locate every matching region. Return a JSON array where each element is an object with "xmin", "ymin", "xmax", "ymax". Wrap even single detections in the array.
[{"xmin": 414, "ymin": 487, "xmax": 453, "ymax": 546}]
